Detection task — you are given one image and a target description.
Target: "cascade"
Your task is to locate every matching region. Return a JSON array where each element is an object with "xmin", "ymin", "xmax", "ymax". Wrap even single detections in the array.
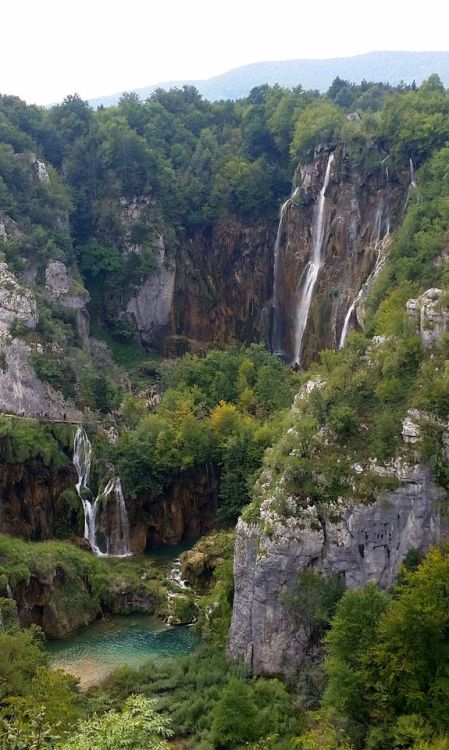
[
  {"xmin": 272, "ymin": 196, "xmax": 293, "ymax": 356},
  {"xmin": 73, "ymin": 427, "xmax": 131, "ymax": 557},
  {"xmin": 404, "ymin": 157, "xmax": 417, "ymax": 211},
  {"xmin": 294, "ymin": 152, "xmax": 334, "ymax": 364},
  {"xmin": 168, "ymin": 558, "xmax": 190, "ymax": 590},
  {"xmin": 339, "ymin": 235, "xmax": 389, "ymax": 349},
  {"xmin": 100, "ymin": 477, "xmax": 131, "ymax": 557},
  {"xmin": 409, "ymin": 157, "xmax": 417, "ymax": 187}
]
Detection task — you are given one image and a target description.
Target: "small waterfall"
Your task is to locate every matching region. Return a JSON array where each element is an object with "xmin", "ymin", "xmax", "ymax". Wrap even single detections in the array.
[
  {"xmin": 409, "ymin": 158, "xmax": 417, "ymax": 188},
  {"xmin": 73, "ymin": 427, "xmax": 131, "ymax": 557},
  {"xmin": 404, "ymin": 157, "xmax": 417, "ymax": 211},
  {"xmin": 168, "ymin": 558, "xmax": 190, "ymax": 590},
  {"xmin": 339, "ymin": 236, "xmax": 389, "ymax": 349},
  {"xmin": 101, "ymin": 477, "xmax": 131, "ymax": 557},
  {"xmin": 272, "ymin": 197, "xmax": 293, "ymax": 356},
  {"xmin": 294, "ymin": 152, "xmax": 334, "ymax": 364},
  {"xmin": 372, "ymin": 199, "xmax": 384, "ymax": 245},
  {"xmin": 339, "ymin": 296, "xmax": 359, "ymax": 349}
]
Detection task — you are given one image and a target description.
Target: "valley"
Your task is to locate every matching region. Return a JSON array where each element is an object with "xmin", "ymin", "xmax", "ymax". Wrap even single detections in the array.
[{"xmin": 0, "ymin": 71, "xmax": 449, "ymax": 749}]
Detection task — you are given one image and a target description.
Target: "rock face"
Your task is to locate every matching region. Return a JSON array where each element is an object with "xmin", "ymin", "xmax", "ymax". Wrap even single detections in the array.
[
  {"xmin": 0, "ymin": 263, "xmax": 82, "ymax": 419},
  {"xmin": 271, "ymin": 146, "xmax": 408, "ymax": 364},
  {"xmin": 0, "ymin": 459, "xmax": 79, "ymax": 541},
  {"xmin": 130, "ymin": 466, "xmax": 219, "ymax": 553},
  {"xmin": 13, "ymin": 568, "xmax": 99, "ymax": 638},
  {"xmin": 126, "ymin": 238, "xmax": 176, "ymax": 348},
  {"xmin": 174, "ymin": 218, "xmax": 275, "ymax": 348},
  {"xmin": 228, "ymin": 463, "xmax": 447, "ymax": 676},
  {"xmin": 44, "ymin": 260, "xmax": 90, "ymax": 345},
  {"xmin": 0, "ymin": 263, "xmax": 37, "ymax": 331},
  {"xmin": 407, "ymin": 288, "xmax": 449, "ymax": 348}
]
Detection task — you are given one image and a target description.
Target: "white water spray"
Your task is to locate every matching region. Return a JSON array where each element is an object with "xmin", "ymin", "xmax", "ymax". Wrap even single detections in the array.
[
  {"xmin": 294, "ymin": 152, "xmax": 334, "ymax": 364},
  {"xmin": 73, "ymin": 427, "xmax": 131, "ymax": 557},
  {"xmin": 409, "ymin": 158, "xmax": 417, "ymax": 188},
  {"xmin": 404, "ymin": 157, "xmax": 417, "ymax": 212},
  {"xmin": 168, "ymin": 558, "xmax": 190, "ymax": 591}
]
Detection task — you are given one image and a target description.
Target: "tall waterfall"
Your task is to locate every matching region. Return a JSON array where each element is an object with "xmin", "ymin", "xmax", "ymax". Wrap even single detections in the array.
[
  {"xmin": 272, "ymin": 197, "xmax": 292, "ymax": 356},
  {"xmin": 73, "ymin": 427, "xmax": 131, "ymax": 557},
  {"xmin": 294, "ymin": 152, "xmax": 334, "ymax": 364}
]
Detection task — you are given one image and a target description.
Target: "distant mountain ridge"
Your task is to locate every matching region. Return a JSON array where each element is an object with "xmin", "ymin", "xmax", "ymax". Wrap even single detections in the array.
[{"xmin": 88, "ymin": 51, "xmax": 449, "ymax": 107}]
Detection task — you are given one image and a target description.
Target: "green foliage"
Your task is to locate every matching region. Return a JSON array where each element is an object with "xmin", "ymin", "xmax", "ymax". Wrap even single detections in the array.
[
  {"xmin": 115, "ymin": 346, "xmax": 294, "ymax": 522},
  {"xmin": 100, "ymin": 645, "xmax": 301, "ymax": 749},
  {"xmin": 323, "ymin": 583, "xmax": 389, "ymax": 726},
  {"xmin": 211, "ymin": 676, "xmax": 258, "ymax": 748},
  {"xmin": 291, "ymin": 100, "xmax": 345, "ymax": 161},
  {"xmin": 62, "ymin": 695, "xmax": 172, "ymax": 750},
  {"xmin": 285, "ymin": 571, "xmax": 346, "ymax": 644},
  {"xmin": 0, "ymin": 418, "xmax": 73, "ymax": 469}
]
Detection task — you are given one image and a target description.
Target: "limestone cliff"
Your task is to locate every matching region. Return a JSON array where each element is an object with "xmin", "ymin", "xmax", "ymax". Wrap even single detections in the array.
[{"xmin": 228, "ymin": 463, "xmax": 447, "ymax": 676}]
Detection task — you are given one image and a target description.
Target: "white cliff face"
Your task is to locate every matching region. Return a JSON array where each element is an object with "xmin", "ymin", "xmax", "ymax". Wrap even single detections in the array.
[
  {"xmin": 0, "ymin": 263, "xmax": 37, "ymax": 331},
  {"xmin": 126, "ymin": 237, "xmax": 175, "ymax": 347},
  {"xmin": 0, "ymin": 263, "xmax": 81, "ymax": 419},
  {"xmin": 228, "ymin": 463, "xmax": 447, "ymax": 676},
  {"xmin": 407, "ymin": 288, "xmax": 449, "ymax": 348},
  {"xmin": 44, "ymin": 260, "xmax": 90, "ymax": 345},
  {"xmin": 35, "ymin": 160, "xmax": 50, "ymax": 182},
  {"xmin": 0, "ymin": 334, "xmax": 81, "ymax": 419}
]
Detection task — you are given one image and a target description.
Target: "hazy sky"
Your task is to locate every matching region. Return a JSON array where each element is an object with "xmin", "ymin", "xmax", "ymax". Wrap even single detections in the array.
[{"xmin": 2, "ymin": 0, "xmax": 449, "ymax": 104}]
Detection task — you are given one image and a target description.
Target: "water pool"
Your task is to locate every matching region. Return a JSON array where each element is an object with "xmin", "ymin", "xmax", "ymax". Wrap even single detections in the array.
[{"xmin": 47, "ymin": 614, "xmax": 199, "ymax": 689}]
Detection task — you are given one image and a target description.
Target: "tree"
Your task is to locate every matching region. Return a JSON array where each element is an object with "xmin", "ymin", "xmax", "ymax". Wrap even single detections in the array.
[
  {"xmin": 211, "ymin": 677, "xmax": 258, "ymax": 748},
  {"xmin": 323, "ymin": 583, "xmax": 389, "ymax": 725},
  {"xmin": 62, "ymin": 695, "xmax": 172, "ymax": 750}
]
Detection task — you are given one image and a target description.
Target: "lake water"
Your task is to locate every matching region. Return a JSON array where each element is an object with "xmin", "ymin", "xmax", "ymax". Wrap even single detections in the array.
[{"xmin": 47, "ymin": 614, "xmax": 199, "ymax": 689}]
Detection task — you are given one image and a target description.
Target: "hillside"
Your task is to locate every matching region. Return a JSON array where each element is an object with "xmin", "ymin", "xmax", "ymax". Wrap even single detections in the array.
[{"xmin": 88, "ymin": 50, "xmax": 449, "ymax": 107}]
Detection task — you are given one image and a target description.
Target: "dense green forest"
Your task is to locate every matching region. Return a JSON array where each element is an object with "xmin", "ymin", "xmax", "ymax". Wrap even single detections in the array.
[{"xmin": 1, "ymin": 72, "xmax": 449, "ymax": 750}]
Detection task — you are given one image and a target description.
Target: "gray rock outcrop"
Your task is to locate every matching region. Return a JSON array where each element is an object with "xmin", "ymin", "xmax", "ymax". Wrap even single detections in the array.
[
  {"xmin": 0, "ymin": 263, "xmax": 81, "ymax": 419},
  {"xmin": 407, "ymin": 288, "xmax": 449, "ymax": 348},
  {"xmin": 126, "ymin": 237, "xmax": 175, "ymax": 347},
  {"xmin": 228, "ymin": 462, "xmax": 447, "ymax": 676},
  {"xmin": 44, "ymin": 260, "xmax": 90, "ymax": 345},
  {"xmin": 0, "ymin": 263, "xmax": 37, "ymax": 331}
]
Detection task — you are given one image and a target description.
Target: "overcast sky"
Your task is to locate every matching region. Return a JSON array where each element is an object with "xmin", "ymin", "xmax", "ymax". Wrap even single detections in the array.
[{"xmin": 2, "ymin": 0, "xmax": 449, "ymax": 105}]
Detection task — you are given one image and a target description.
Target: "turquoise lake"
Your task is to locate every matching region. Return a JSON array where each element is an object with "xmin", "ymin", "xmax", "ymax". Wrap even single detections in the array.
[{"xmin": 46, "ymin": 614, "xmax": 199, "ymax": 689}]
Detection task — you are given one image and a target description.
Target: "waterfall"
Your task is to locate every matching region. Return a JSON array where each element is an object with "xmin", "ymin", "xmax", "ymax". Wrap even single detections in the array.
[
  {"xmin": 294, "ymin": 152, "xmax": 334, "ymax": 364},
  {"xmin": 272, "ymin": 197, "xmax": 293, "ymax": 356},
  {"xmin": 101, "ymin": 477, "xmax": 131, "ymax": 557},
  {"xmin": 404, "ymin": 157, "xmax": 417, "ymax": 211},
  {"xmin": 409, "ymin": 158, "xmax": 417, "ymax": 188},
  {"xmin": 339, "ymin": 296, "xmax": 359, "ymax": 349},
  {"xmin": 339, "ymin": 236, "xmax": 389, "ymax": 349},
  {"xmin": 168, "ymin": 558, "xmax": 190, "ymax": 590},
  {"xmin": 73, "ymin": 427, "xmax": 131, "ymax": 557},
  {"xmin": 372, "ymin": 199, "xmax": 384, "ymax": 245}
]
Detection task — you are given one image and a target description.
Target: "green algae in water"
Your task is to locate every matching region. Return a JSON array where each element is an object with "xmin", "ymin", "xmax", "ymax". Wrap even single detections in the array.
[{"xmin": 46, "ymin": 615, "xmax": 199, "ymax": 689}]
